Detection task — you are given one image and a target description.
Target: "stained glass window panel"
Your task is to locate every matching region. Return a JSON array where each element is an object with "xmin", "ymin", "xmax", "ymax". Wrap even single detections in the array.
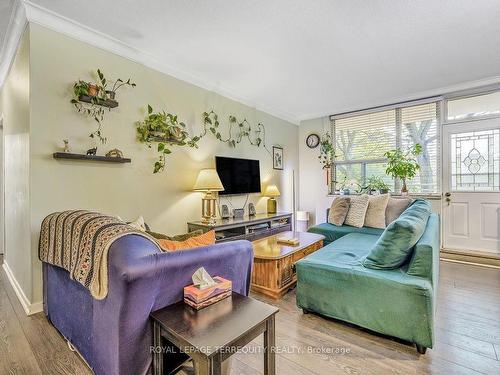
[{"xmin": 451, "ymin": 129, "xmax": 500, "ymax": 191}]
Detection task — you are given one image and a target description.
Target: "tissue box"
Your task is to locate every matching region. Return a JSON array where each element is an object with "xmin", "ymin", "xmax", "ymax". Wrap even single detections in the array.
[{"xmin": 183, "ymin": 276, "xmax": 232, "ymax": 310}]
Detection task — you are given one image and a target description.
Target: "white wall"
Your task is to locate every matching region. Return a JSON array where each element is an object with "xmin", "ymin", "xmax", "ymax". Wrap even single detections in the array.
[
  {"xmin": 0, "ymin": 27, "xmax": 32, "ymax": 302},
  {"xmin": 27, "ymin": 24, "xmax": 299, "ymax": 304},
  {"xmin": 298, "ymin": 117, "xmax": 332, "ymax": 225}
]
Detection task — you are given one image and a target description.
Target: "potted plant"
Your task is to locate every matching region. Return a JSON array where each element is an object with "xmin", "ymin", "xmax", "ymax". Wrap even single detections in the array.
[
  {"xmin": 384, "ymin": 144, "xmax": 422, "ymax": 194},
  {"xmin": 136, "ymin": 105, "xmax": 200, "ymax": 173},
  {"xmin": 362, "ymin": 175, "xmax": 390, "ymax": 195},
  {"xmin": 318, "ymin": 132, "xmax": 335, "ymax": 169},
  {"xmin": 71, "ymin": 69, "xmax": 136, "ymax": 145},
  {"xmin": 97, "ymin": 68, "xmax": 136, "ymax": 100}
]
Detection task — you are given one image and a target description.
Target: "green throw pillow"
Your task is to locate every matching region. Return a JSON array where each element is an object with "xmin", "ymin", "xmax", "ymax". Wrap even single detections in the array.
[
  {"xmin": 146, "ymin": 229, "xmax": 204, "ymax": 241},
  {"xmin": 363, "ymin": 199, "xmax": 431, "ymax": 270}
]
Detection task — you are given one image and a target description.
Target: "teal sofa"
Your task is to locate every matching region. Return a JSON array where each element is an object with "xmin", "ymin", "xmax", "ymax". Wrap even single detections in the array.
[{"xmin": 296, "ymin": 200, "xmax": 439, "ymax": 354}]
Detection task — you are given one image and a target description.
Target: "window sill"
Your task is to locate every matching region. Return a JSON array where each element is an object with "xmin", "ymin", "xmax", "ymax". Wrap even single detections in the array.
[{"xmin": 327, "ymin": 193, "xmax": 442, "ymax": 200}]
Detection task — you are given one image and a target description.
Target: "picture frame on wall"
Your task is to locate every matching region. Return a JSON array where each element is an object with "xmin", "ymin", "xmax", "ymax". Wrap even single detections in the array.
[{"xmin": 273, "ymin": 146, "xmax": 283, "ymax": 170}]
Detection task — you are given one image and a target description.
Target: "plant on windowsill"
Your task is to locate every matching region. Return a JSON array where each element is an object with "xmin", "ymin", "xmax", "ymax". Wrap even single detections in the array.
[
  {"xmin": 361, "ymin": 175, "xmax": 391, "ymax": 195},
  {"xmin": 136, "ymin": 105, "xmax": 200, "ymax": 173},
  {"xmin": 384, "ymin": 144, "xmax": 422, "ymax": 194}
]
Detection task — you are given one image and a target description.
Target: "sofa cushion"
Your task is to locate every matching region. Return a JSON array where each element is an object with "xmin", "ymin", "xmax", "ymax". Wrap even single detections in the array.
[
  {"xmin": 363, "ymin": 199, "xmax": 432, "ymax": 270},
  {"xmin": 308, "ymin": 223, "xmax": 384, "ymax": 245},
  {"xmin": 364, "ymin": 194, "xmax": 390, "ymax": 229},
  {"xmin": 147, "ymin": 229, "xmax": 204, "ymax": 241},
  {"xmin": 328, "ymin": 197, "xmax": 351, "ymax": 226},
  {"xmin": 157, "ymin": 230, "xmax": 216, "ymax": 251},
  {"xmin": 385, "ymin": 197, "xmax": 413, "ymax": 225},
  {"xmin": 344, "ymin": 194, "xmax": 370, "ymax": 228}
]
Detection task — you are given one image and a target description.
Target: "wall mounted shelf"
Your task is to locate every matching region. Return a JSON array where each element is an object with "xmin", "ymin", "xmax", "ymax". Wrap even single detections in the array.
[
  {"xmin": 78, "ymin": 95, "xmax": 119, "ymax": 108},
  {"xmin": 53, "ymin": 152, "xmax": 131, "ymax": 163},
  {"xmin": 147, "ymin": 135, "xmax": 185, "ymax": 145}
]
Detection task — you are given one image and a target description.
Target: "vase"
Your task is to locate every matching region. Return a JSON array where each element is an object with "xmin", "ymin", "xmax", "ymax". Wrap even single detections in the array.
[
  {"xmin": 401, "ymin": 179, "xmax": 409, "ymax": 196},
  {"xmin": 87, "ymin": 84, "xmax": 99, "ymax": 97}
]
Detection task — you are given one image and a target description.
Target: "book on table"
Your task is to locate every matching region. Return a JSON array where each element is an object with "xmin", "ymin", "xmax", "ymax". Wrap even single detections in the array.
[{"xmin": 276, "ymin": 236, "xmax": 300, "ymax": 245}]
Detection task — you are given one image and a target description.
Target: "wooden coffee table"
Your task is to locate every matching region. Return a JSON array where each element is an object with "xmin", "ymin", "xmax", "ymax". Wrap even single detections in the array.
[
  {"xmin": 151, "ymin": 292, "xmax": 279, "ymax": 375},
  {"xmin": 251, "ymin": 231, "xmax": 325, "ymax": 299}
]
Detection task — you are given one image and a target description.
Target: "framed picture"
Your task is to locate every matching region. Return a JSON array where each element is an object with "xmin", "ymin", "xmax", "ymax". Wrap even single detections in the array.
[{"xmin": 273, "ymin": 146, "xmax": 283, "ymax": 170}]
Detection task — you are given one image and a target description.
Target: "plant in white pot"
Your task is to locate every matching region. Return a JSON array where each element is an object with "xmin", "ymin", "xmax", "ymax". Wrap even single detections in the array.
[{"xmin": 384, "ymin": 144, "xmax": 422, "ymax": 194}]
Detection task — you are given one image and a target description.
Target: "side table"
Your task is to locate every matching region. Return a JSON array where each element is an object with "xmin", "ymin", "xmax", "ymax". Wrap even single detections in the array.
[{"xmin": 150, "ymin": 292, "xmax": 279, "ymax": 375}]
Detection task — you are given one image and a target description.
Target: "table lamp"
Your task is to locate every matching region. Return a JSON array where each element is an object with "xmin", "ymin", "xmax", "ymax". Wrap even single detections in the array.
[
  {"xmin": 264, "ymin": 185, "xmax": 280, "ymax": 214},
  {"xmin": 193, "ymin": 169, "xmax": 224, "ymax": 224}
]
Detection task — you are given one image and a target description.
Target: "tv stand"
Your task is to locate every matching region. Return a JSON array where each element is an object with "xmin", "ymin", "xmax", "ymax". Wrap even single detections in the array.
[{"xmin": 187, "ymin": 212, "xmax": 293, "ymax": 243}]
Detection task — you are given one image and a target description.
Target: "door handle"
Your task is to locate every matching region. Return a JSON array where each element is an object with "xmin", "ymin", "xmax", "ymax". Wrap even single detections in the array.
[
  {"xmin": 445, "ymin": 192, "xmax": 451, "ymax": 197},
  {"xmin": 445, "ymin": 192, "xmax": 451, "ymax": 206}
]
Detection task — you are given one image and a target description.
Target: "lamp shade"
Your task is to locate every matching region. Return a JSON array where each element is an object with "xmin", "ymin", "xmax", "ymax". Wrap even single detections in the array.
[
  {"xmin": 193, "ymin": 169, "xmax": 224, "ymax": 192},
  {"xmin": 264, "ymin": 184, "xmax": 280, "ymax": 197}
]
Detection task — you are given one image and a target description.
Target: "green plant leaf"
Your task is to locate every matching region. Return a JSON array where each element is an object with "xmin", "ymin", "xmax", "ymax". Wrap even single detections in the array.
[{"xmin": 148, "ymin": 104, "xmax": 153, "ymax": 114}]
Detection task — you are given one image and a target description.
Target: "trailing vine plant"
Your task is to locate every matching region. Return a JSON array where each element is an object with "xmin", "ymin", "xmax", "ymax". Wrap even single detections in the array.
[
  {"xmin": 201, "ymin": 111, "xmax": 270, "ymax": 153},
  {"xmin": 136, "ymin": 105, "xmax": 200, "ymax": 173},
  {"xmin": 71, "ymin": 69, "xmax": 135, "ymax": 144},
  {"xmin": 137, "ymin": 108, "xmax": 270, "ymax": 173},
  {"xmin": 318, "ymin": 132, "xmax": 335, "ymax": 169}
]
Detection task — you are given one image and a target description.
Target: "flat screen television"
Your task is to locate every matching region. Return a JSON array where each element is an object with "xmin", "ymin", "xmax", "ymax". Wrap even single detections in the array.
[{"xmin": 215, "ymin": 156, "xmax": 261, "ymax": 195}]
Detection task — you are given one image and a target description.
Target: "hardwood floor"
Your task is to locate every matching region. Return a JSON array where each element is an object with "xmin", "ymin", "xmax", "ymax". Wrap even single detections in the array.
[{"xmin": 0, "ymin": 258, "xmax": 499, "ymax": 374}]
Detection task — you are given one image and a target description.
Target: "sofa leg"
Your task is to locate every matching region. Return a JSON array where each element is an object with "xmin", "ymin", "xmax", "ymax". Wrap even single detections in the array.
[
  {"xmin": 416, "ymin": 344, "xmax": 427, "ymax": 354},
  {"xmin": 302, "ymin": 308, "xmax": 310, "ymax": 314}
]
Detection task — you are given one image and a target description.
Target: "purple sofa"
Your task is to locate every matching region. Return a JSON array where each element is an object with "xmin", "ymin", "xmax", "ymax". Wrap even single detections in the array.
[{"xmin": 43, "ymin": 235, "xmax": 253, "ymax": 375}]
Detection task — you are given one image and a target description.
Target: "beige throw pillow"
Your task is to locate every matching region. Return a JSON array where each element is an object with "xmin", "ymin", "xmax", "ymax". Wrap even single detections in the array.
[
  {"xmin": 385, "ymin": 197, "xmax": 413, "ymax": 225},
  {"xmin": 328, "ymin": 197, "xmax": 351, "ymax": 226},
  {"xmin": 364, "ymin": 194, "xmax": 390, "ymax": 229},
  {"xmin": 344, "ymin": 194, "xmax": 370, "ymax": 228}
]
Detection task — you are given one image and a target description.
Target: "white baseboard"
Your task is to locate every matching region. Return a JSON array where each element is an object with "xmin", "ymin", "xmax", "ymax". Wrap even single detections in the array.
[{"xmin": 2, "ymin": 262, "xmax": 43, "ymax": 315}]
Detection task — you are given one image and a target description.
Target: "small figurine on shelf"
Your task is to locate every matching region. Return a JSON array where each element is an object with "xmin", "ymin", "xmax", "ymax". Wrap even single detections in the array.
[
  {"xmin": 86, "ymin": 147, "xmax": 97, "ymax": 156},
  {"xmin": 63, "ymin": 139, "xmax": 70, "ymax": 153},
  {"xmin": 105, "ymin": 148, "xmax": 124, "ymax": 158}
]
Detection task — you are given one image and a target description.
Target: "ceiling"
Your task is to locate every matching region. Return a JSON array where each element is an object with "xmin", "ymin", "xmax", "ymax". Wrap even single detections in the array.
[
  {"xmin": 0, "ymin": 0, "xmax": 16, "ymax": 51},
  {"xmin": 6, "ymin": 1, "xmax": 500, "ymax": 122}
]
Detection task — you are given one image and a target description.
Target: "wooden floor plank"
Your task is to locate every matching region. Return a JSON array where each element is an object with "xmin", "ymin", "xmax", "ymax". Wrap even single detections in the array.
[
  {"xmin": 0, "ymin": 266, "xmax": 91, "ymax": 375},
  {"xmin": 0, "ymin": 273, "xmax": 42, "ymax": 375},
  {"xmin": 0, "ymin": 259, "xmax": 499, "ymax": 374}
]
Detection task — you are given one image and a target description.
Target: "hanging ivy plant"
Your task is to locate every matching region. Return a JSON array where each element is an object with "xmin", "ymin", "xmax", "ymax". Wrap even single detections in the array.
[
  {"xmin": 137, "ymin": 107, "xmax": 271, "ymax": 173},
  {"xmin": 318, "ymin": 132, "xmax": 335, "ymax": 169},
  {"xmin": 201, "ymin": 110, "xmax": 270, "ymax": 153},
  {"xmin": 136, "ymin": 105, "xmax": 200, "ymax": 173},
  {"xmin": 70, "ymin": 69, "xmax": 135, "ymax": 144}
]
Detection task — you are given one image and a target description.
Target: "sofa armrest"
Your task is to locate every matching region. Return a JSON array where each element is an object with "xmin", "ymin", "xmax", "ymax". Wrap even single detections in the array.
[
  {"xmin": 407, "ymin": 214, "xmax": 440, "ymax": 283},
  {"xmin": 108, "ymin": 235, "xmax": 253, "ymax": 304},
  {"xmin": 90, "ymin": 236, "xmax": 253, "ymax": 375}
]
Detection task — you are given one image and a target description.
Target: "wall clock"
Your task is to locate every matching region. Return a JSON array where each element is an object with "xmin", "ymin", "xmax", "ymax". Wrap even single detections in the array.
[{"xmin": 306, "ymin": 133, "xmax": 320, "ymax": 148}]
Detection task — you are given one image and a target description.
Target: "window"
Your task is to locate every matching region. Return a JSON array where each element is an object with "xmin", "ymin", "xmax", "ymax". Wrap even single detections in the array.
[
  {"xmin": 451, "ymin": 129, "xmax": 500, "ymax": 192},
  {"xmin": 331, "ymin": 101, "xmax": 440, "ymax": 194},
  {"xmin": 447, "ymin": 91, "xmax": 500, "ymax": 121}
]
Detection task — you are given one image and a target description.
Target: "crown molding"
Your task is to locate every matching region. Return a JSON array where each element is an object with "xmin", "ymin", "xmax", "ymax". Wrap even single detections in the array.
[
  {"xmin": 298, "ymin": 74, "xmax": 500, "ymax": 122},
  {"xmin": 0, "ymin": 0, "xmax": 28, "ymax": 89},
  {"xmin": 22, "ymin": 1, "xmax": 300, "ymax": 125}
]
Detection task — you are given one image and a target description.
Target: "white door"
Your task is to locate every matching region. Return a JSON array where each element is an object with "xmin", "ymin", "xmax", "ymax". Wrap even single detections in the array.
[{"xmin": 442, "ymin": 118, "xmax": 500, "ymax": 254}]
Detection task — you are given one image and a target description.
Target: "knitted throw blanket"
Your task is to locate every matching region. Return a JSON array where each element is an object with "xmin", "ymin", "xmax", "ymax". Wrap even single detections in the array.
[{"xmin": 39, "ymin": 210, "xmax": 159, "ymax": 300}]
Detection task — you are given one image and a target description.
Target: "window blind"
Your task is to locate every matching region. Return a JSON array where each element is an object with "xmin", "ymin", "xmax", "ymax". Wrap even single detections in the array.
[
  {"xmin": 401, "ymin": 103, "xmax": 440, "ymax": 193},
  {"xmin": 331, "ymin": 101, "xmax": 440, "ymax": 193},
  {"xmin": 334, "ymin": 110, "xmax": 396, "ymax": 161}
]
